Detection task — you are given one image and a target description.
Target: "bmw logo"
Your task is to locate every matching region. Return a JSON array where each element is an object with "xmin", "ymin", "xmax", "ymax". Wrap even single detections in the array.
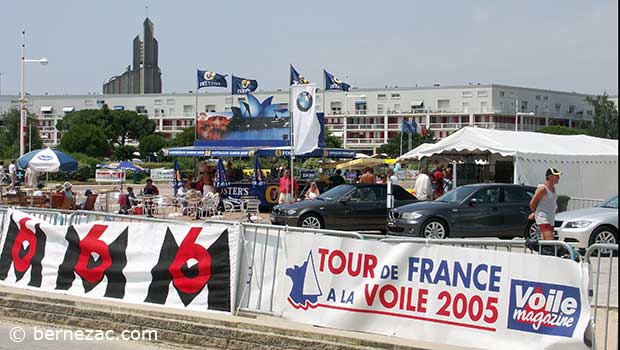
[
  {"xmin": 37, "ymin": 155, "xmax": 53, "ymax": 161},
  {"xmin": 296, "ymin": 91, "xmax": 313, "ymax": 112}
]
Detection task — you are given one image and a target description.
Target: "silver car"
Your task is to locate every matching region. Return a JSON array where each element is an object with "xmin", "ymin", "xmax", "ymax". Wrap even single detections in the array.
[{"xmin": 555, "ymin": 194, "xmax": 618, "ymax": 249}]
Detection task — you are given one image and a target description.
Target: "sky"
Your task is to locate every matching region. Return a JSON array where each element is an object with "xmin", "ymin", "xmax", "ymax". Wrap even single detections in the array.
[{"xmin": 0, "ymin": 0, "xmax": 617, "ymax": 96}]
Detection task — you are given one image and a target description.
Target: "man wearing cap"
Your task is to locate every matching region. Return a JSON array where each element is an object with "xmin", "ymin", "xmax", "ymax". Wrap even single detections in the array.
[{"xmin": 529, "ymin": 168, "xmax": 562, "ymax": 248}]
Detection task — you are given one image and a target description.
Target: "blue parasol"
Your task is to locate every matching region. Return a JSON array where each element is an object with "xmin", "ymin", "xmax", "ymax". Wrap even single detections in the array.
[
  {"xmin": 214, "ymin": 158, "xmax": 230, "ymax": 189},
  {"xmin": 17, "ymin": 147, "xmax": 78, "ymax": 172}
]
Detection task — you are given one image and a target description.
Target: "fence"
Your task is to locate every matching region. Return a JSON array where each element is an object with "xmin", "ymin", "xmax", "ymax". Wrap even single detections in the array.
[
  {"xmin": 0, "ymin": 205, "xmax": 617, "ymax": 349},
  {"xmin": 568, "ymin": 197, "xmax": 605, "ymax": 211}
]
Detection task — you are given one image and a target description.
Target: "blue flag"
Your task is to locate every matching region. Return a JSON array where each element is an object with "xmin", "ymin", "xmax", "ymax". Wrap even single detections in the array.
[
  {"xmin": 324, "ymin": 70, "xmax": 350, "ymax": 91},
  {"xmin": 401, "ymin": 121, "xmax": 418, "ymax": 134},
  {"xmin": 290, "ymin": 65, "xmax": 310, "ymax": 85},
  {"xmin": 231, "ymin": 75, "xmax": 258, "ymax": 95},
  {"xmin": 197, "ymin": 70, "xmax": 228, "ymax": 89},
  {"xmin": 172, "ymin": 159, "xmax": 183, "ymax": 196}
]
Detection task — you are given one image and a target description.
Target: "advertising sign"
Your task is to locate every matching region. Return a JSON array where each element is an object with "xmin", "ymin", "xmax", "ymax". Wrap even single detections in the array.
[
  {"xmin": 95, "ymin": 169, "xmax": 125, "ymax": 183},
  {"xmin": 150, "ymin": 168, "xmax": 174, "ymax": 183},
  {"xmin": 276, "ymin": 234, "xmax": 590, "ymax": 350}
]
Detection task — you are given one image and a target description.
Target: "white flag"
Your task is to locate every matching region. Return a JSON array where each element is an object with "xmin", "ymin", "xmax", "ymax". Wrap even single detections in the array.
[{"xmin": 290, "ymin": 84, "xmax": 319, "ymax": 155}]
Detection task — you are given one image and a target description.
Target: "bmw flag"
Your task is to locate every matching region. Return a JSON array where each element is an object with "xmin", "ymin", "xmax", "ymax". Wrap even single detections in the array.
[
  {"xmin": 290, "ymin": 65, "xmax": 310, "ymax": 85},
  {"xmin": 197, "ymin": 70, "xmax": 228, "ymax": 89},
  {"xmin": 324, "ymin": 70, "xmax": 350, "ymax": 92},
  {"xmin": 290, "ymin": 84, "xmax": 319, "ymax": 155},
  {"xmin": 231, "ymin": 75, "xmax": 258, "ymax": 95}
]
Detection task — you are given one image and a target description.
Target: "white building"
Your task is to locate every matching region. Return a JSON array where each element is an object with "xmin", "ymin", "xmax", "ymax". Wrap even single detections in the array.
[{"xmin": 0, "ymin": 83, "xmax": 596, "ymax": 153}]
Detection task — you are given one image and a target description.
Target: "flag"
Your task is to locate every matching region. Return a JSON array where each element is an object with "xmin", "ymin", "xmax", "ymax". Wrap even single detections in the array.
[
  {"xmin": 231, "ymin": 75, "xmax": 258, "ymax": 95},
  {"xmin": 214, "ymin": 158, "xmax": 230, "ymax": 189},
  {"xmin": 197, "ymin": 70, "xmax": 228, "ymax": 89},
  {"xmin": 290, "ymin": 84, "xmax": 319, "ymax": 155},
  {"xmin": 172, "ymin": 159, "xmax": 183, "ymax": 196},
  {"xmin": 401, "ymin": 121, "xmax": 414, "ymax": 133},
  {"xmin": 252, "ymin": 156, "xmax": 265, "ymax": 186},
  {"xmin": 324, "ymin": 70, "xmax": 350, "ymax": 91},
  {"xmin": 290, "ymin": 65, "xmax": 309, "ymax": 85},
  {"xmin": 411, "ymin": 121, "xmax": 418, "ymax": 135}
]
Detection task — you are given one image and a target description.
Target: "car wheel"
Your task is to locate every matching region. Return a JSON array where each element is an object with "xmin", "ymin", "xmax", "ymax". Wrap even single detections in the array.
[
  {"xmin": 588, "ymin": 226, "xmax": 618, "ymax": 256},
  {"xmin": 525, "ymin": 221, "xmax": 540, "ymax": 240},
  {"xmin": 299, "ymin": 213, "xmax": 324, "ymax": 230},
  {"xmin": 421, "ymin": 219, "xmax": 448, "ymax": 239}
]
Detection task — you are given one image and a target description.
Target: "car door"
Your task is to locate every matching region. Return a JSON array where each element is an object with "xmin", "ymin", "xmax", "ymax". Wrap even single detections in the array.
[
  {"xmin": 347, "ymin": 186, "xmax": 387, "ymax": 231},
  {"xmin": 501, "ymin": 186, "xmax": 533, "ymax": 237},
  {"xmin": 453, "ymin": 186, "xmax": 501, "ymax": 237}
]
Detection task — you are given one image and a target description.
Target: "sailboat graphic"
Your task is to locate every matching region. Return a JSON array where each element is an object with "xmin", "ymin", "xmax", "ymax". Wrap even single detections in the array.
[{"xmin": 286, "ymin": 252, "xmax": 323, "ymax": 310}]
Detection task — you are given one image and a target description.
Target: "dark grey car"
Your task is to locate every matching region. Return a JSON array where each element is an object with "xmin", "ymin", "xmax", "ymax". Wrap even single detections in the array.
[
  {"xmin": 271, "ymin": 184, "xmax": 417, "ymax": 232},
  {"xmin": 387, "ymin": 184, "xmax": 536, "ymax": 239}
]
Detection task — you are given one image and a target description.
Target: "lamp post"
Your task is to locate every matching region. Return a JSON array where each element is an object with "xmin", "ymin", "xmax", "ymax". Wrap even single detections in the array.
[{"xmin": 20, "ymin": 30, "xmax": 48, "ymax": 156}]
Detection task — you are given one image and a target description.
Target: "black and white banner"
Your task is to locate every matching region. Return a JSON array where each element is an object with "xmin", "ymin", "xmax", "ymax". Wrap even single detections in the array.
[{"xmin": 0, "ymin": 209, "xmax": 238, "ymax": 313}]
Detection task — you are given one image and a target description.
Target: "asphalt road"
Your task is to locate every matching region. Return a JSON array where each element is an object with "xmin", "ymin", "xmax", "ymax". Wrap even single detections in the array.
[{"xmin": 0, "ymin": 319, "xmax": 205, "ymax": 350}]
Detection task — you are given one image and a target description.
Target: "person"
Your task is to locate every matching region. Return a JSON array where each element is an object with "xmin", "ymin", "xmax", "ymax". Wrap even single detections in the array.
[
  {"xmin": 414, "ymin": 169, "xmax": 433, "ymax": 200},
  {"xmin": 433, "ymin": 166, "xmax": 445, "ymax": 199},
  {"xmin": 376, "ymin": 174, "xmax": 387, "ymax": 184},
  {"xmin": 118, "ymin": 188, "xmax": 133, "ymax": 214},
  {"xmin": 0, "ymin": 161, "xmax": 6, "ymax": 182},
  {"xmin": 305, "ymin": 182, "xmax": 321, "ymax": 200},
  {"xmin": 63, "ymin": 182, "xmax": 74, "ymax": 200},
  {"xmin": 7, "ymin": 160, "xmax": 17, "ymax": 190},
  {"xmin": 359, "ymin": 167, "xmax": 376, "ymax": 184},
  {"xmin": 25, "ymin": 167, "xmax": 38, "ymax": 188},
  {"xmin": 386, "ymin": 168, "xmax": 400, "ymax": 186},
  {"xmin": 142, "ymin": 179, "xmax": 160, "ymax": 196},
  {"xmin": 328, "ymin": 169, "xmax": 345, "ymax": 188},
  {"xmin": 279, "ymin": 169, "xmax": 298, "ymax": 204},
  {"xmin": 529, "ymin": 168, "xmax": 561, "ymax": 254},
  {"xmin": 126, "ymin": 186, "xmax": 139, "ymax": 206},
  {"xmin": 78, "ymin": 189, "xmax": 94, "ymax": 210},
  {"xmin": 32, "ymin": 183, "xmax": 46, "ymax": 197}
]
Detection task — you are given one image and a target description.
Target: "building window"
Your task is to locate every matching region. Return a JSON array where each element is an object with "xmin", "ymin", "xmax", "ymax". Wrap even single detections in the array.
[
  {"xmin": 355, "ymin": 102, "xmax": 367, "ymax": 115},
  {"xmin": 461, "ymin": 102, "xmax": 470, "ymax": 112},
  {"xmin": 555, "ymin": 104, "xmax": 561, "ymax": 112},
  {"xmin": 330, "ymin": 102, "xmax": 342, "ymax": 115},
  {"xmin": 224, "ymin": 97, "xmax": 233, "ymax": 104},
  {"xmin": 462, "ymin": 91, "xmax": 473, "ymax": 98},
  {"xmin": 543, "ymin": 96, "xmax": 549, "ymax": 101},
  {"xmin": 377, "ymin": 104, "xmax": 384, "ymax": 114},
  {"xmin": 84, "ymin": 100, "xmax": 94, "ymax": 106},
  {"xmin": 96, "ymin": 100, "xmax": 105, "ymax": 105},
  {"xmin": 568, "ymin": 105, "xmax": 576, "ymax": 114},
  {"xmin": 477, "ymin": 91, "xmax": 488, "ymax": 97},
  {"xmin": 437, "ymin": 99, "xmax": 450, "ymax": 110},
  {"xmin": 377, "ymin": 94, "xmax": 387, "ymax": 101},
  {"xmin": 499, "ymin": 91, "xmax": 505, "ymax": 97},
  {"xmin": 135, "ymin": 106, "xmax": 147, "ymax": 114},
  {"xmin": 391, "ymin": 93, "xmax": 400, "ymax": 100},
  {"xmin": 393, "ymin": 104, "xmax": 400, "ymax": 113},
  {"xmin": 535, "ymin": 95, "xmax": 541, "ymax": 101},
  {"xmin": 166, "ymin": 99, "xmax": 176, "ymax": 105},
  {"xmin": 205, "ymin": 104, "xmax": 216, "ymax": 112},
  {"xmin": 586, "ymin": 110, "xmax": 593, "ymax": 116},
  {"xmin": 521, "ymin": 101, "xmax": 528, "ymax": 111},
  {"xmin": 480, "ymin": 101, "xmax": 488, "ymax": 113},
  {"xmin": 154, "ymin": 99, "xmax": 163, "ymax": 105}
]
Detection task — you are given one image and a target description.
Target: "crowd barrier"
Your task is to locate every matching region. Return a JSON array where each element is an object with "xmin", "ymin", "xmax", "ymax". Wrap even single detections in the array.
[
  {"xmin": 0, "ymin": 205, "xmax": 617, "ymax": 349},
  {"xmin": 568, "ymin": 197, "xmax": 605, "ymax": 211}
]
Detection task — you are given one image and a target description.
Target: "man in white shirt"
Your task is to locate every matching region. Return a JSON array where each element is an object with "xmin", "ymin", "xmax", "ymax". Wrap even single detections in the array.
[
  {"xmin": 7, "ymin": 160, "xmax": 17, "ymax": 190},
  {"xmin": 414, "ymin": 169, "xmax": 433, "ymax": 200},
  {"xmin": 386, "ymin": 168, "xmax": 399, "ymax": 186}
]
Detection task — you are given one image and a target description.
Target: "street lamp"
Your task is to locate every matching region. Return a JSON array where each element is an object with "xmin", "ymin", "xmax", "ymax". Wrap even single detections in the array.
[{"xmin": 20, "ymin": 30, "xmax": 48, "ymax": 156}]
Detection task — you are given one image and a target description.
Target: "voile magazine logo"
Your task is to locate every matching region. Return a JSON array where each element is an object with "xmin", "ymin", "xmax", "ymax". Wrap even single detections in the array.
[{"xmin": 507, "ymin": 279, "xmax": 581, "ymax": 338}]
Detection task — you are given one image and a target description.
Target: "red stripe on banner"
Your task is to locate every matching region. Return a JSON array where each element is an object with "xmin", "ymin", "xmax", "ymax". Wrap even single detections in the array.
[{"xmin": 315, "ymin": 303, "xmax": 496, "ymax": 332}]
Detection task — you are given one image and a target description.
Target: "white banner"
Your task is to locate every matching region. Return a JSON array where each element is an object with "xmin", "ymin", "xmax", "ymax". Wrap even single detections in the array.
[
  {"xmin": 0, "ymin": 209, "xmax": 239, "ymax": 313},
  {"xmin": 95, "ymin": 169, "xmax": 125, "ymax": 183},
  {"xmin": 290, "ymin": 84, "xmax": 319, "ymax": 155},
  {"xmin": 276, "ymin": 234, "xmax": 591, "ymax": 350},
  {"xmin": 150, "ymin": 168, "xmax": 174, "ymax": 183}
]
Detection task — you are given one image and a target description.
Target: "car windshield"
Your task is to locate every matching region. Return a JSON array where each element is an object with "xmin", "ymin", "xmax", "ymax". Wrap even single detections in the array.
[
  {"xmin": 437, "ymin": 186, "xmax": 478, "ymax": 203},
  {"xmin": 598, "ymin": 195, "xmax": 618, "ymax": 209},
  {"xmin": 319, "ymin": 184, "xmax": 354, "ymax": 200}
]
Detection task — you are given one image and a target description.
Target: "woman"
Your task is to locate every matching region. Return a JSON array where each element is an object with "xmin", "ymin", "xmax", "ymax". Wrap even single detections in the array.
[
  {"xmin": 305, "ymin": 182, "xmax": 320, "ymax": 200},
  {"xmin": 278, "ymin": 169, "xmax": 298, "ymax": 204}
]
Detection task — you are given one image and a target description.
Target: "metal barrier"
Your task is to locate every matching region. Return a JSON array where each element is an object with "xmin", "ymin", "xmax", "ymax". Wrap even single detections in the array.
[
  {"xmin": 568, "ymin": 197, "xmax": 604, "ymax": 211},
  {"xmin": 585, "ymin": 244, "xmax": 618, "ymax": 350}
]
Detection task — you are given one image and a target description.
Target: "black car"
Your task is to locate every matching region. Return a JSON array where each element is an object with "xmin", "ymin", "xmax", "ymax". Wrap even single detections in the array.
[
  {"xmin": 271, "ymin": 184, "xmax": 417, "ymax": 232},
  {"xmin": 387, "ymin": 183, "xmax": 536, "ymax": 239}
]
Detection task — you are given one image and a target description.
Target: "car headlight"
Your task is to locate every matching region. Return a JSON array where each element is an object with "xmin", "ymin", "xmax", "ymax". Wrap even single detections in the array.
[
  {"xmin": 565, "ymin": 220, "xmax": 592, "ymax": 228},
  {"xmin": 286, "ymin": 209, "xmax": 298, "ymax": 216},
  {"xmin": 402, "ymin": 212, "xmax": 423, "ymax": 220}
]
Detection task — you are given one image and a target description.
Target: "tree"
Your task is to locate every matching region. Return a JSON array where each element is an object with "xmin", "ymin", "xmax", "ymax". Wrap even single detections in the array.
[
  {"xmin": 323, "ymin": 128, "xmax": 342, "ymax": 149},
  {"xmin": 167, "ymin": 126, "xmax": 195, "ymax": 147},
  {"xmin": 376, "ymin": 131, "xmax": 433, "ymax": 158},
  {"xmin": 0, "ymin": 107, "xmax": 44, "ymax": 158},
  {"xmin": 536, "ymin": 125, "xmax": 591, "ymax": 136},
  {"xmin": 139, "ymin": 134, "xmax": 166, "ymax": 161},
  {"xmin": 586, "ymin": 94, "xmax": 618, "ymax": 139},
  {"xmin": 60, "ymin": 124, "xmax": 111, "ymax": 158},
  {"xmin": 113, "ymin": 145, "xmax": 138, "ymax": 161},
  {"xmin": 56, "ymin": 105, "xmax": 156, "ymax": 146}
]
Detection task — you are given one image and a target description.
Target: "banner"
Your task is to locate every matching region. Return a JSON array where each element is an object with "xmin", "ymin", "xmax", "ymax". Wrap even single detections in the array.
[
  {"xmin": 95, "ymin": 169, "xmax": 125, "ymax": 183},
  {"xmin": 290, "ymin": 84, "xmax": 319, "ymax": 155},
  {"xmin": 0, "ymin": 210, "xmax": 239, "ymax": 313},
  {"xmin": 276, "ymin": 234, "xmax": 590, "ymax": 350},
  {"xmin": 150, "ymin": 168, "xmax": 174, "ymax": 183}
]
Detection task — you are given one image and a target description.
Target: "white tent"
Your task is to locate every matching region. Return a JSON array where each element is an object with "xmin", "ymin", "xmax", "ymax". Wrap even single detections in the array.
[{"xmin": 398, "ymin": 127, "xmax": 618, "ymax": 199}]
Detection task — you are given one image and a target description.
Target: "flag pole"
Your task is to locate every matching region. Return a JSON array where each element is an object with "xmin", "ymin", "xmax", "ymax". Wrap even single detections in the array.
[{"xmin": 289, "ymin": 85, "xmax": 295, "ymax": 203}]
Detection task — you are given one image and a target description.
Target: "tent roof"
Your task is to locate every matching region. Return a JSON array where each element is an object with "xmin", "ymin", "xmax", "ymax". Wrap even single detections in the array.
[{"xmin": 398, "ymin": 127, "xmax": 618, "ymax": 161}]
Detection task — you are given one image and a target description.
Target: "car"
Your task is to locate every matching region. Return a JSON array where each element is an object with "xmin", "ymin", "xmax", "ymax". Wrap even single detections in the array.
[
  {"xmin": 387, "ymin": 183, "xmax": 536, "ymax": 239},
  {"xmin": 555, "ymin": 194, "xmax": 618, "ymax": 250},
  {"xmin": 270, "ymin": 184, "xmax": 418, "ymax": 232}
]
